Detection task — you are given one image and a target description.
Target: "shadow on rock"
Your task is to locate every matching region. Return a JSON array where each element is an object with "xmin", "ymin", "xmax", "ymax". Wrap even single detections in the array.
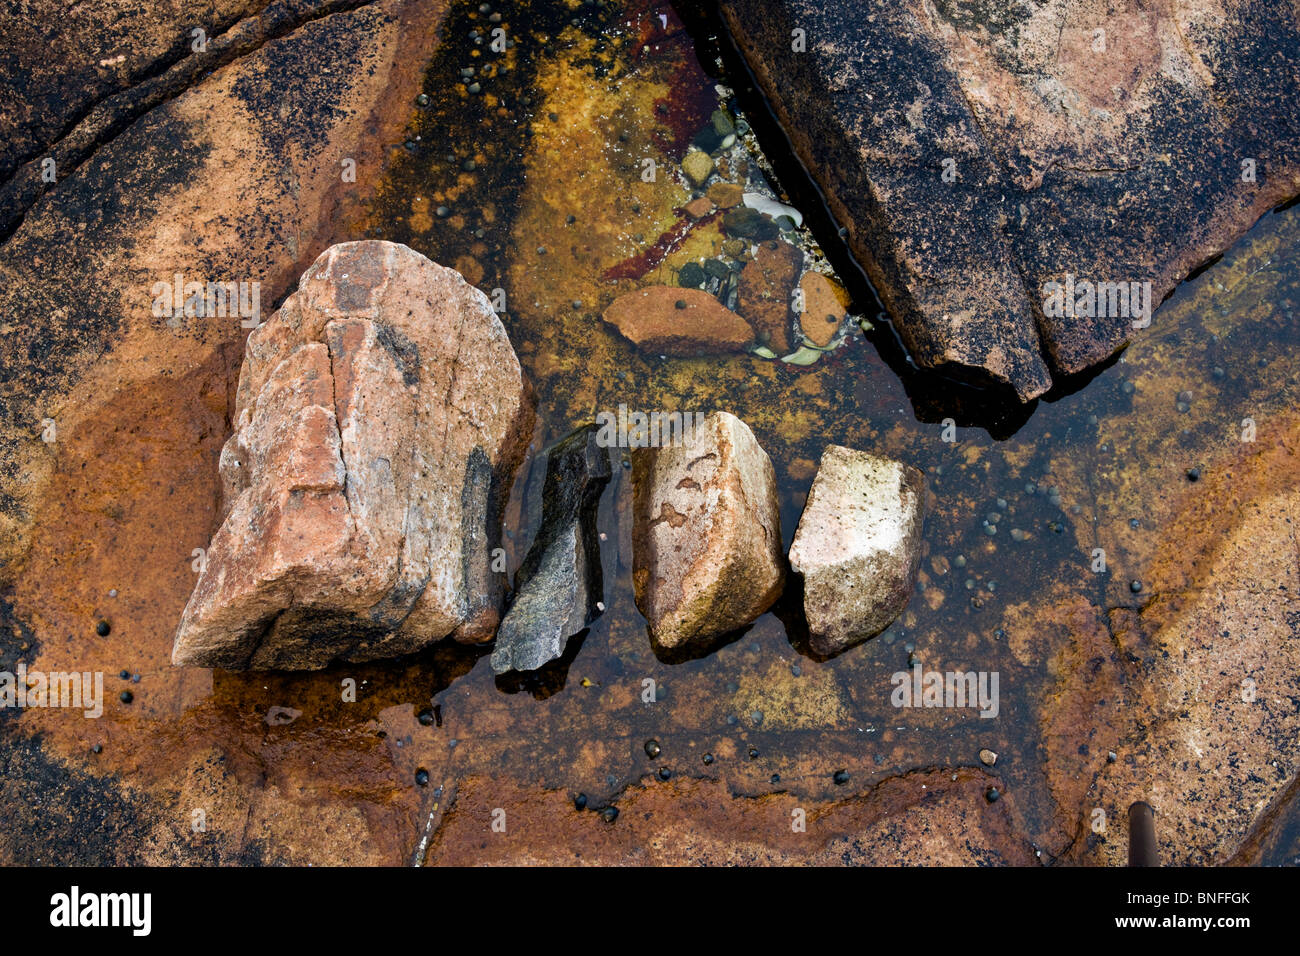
[
  {"xmin": 494, "ymin": 627, "xmax": 590, "ymax": 699},
  {"xmin": 209, "ymin": 637, "xmax": 490, "ymax": 724},
  {"xmin": 647, "ymin": 621, "xmax": 752, "ymax": 665}
]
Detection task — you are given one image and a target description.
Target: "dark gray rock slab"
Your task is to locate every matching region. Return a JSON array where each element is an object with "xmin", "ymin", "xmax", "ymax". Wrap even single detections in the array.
[
  {"xmin": 718, "ymin": 0, "xmax": 1300, "ymax": 400},
  {"xmin": 490, "ymin": 424, "xmax": 612, "ymax": 675}
]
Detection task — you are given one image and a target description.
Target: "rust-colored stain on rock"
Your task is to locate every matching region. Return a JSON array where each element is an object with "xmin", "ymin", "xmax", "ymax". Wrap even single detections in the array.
[{"xmin": 2, "ymin": 0, "xmax": 1299, "ymax": 869}]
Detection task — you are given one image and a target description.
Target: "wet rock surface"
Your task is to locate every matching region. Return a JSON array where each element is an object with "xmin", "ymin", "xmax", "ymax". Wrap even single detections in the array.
[
  {"xmin": 797, "ymin": 271, "xmax": 846, "ymax": 348},
  {"xmin": 491, "ymin": 425, "xmax": 611, "ymax": 676},
  {"xmin": 0, "ymin": 0, "xmax": 396, "ymax": 240},
  {"xmin": 631, "ymin": 412, "xmax": 784, "ymax": 654},
  {"xmin": 789, "ymin": 447, "xmax": 925, "ymax": 656},
  {"xmin": 718, "ymin": 0, "xmax": 1300, "ymax": 399},
  {"xmin": 602, "ymin": 285, "xmax": 754, "ymax": 355},
  {"xmin": 173, "ymin": 241, "xmax": 534, "ymax": 669},
  {"xmin": 0, "ymin": 0, "xmax": 446, "ymax": 580},
  {"xmin": 2, "ymin": 0, "xmax": 1299, "ymax": 869},
  {"xmin": 738, "ymin": 239, "xmax": 802, "ymax": 354}
]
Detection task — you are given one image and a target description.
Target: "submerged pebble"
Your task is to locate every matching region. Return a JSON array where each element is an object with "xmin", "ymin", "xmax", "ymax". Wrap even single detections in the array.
[
  {"xmin": 682, "ymin": 150, "xmax": 713, "ymax": 186},
  {"xmin": 678, "ymin": 262, "xmax": 704, "ymax": 288}
]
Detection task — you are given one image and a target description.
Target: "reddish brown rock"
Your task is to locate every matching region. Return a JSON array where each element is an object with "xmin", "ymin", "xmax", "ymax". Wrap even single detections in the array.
[
  {"xmin": 797, "ymin": 271, "xmax": 845, "ymax": 347},
  {"xmin": 738, "ymin": 239, "xmax": 802, "ymax": 354},
  {"xmin": 1060, "ymin": 419, "xmax": 1300, "ymax": 866},
  {"xmin": 707, "ymin": 182, "xmax": 745, "ymax": 209},
  {"xmin": 172, "ymin": 241, "xmax": 535, "ymax": 670},
  {"xmin": 788, "ymin": 446, "xmax": 925, "ymax": 656},
  {"xmin": 601, "ymin": 286, "xmax": 754, "ymax": 356},
  {"xmin": 683, "ymin": 196, "xmax": 714, "ymax": 219},
  {"xmin": 425, "ymin": 768, "xmax": 1033, "ymax": 865},
  {"xmin": 631, "ymin": 412, "xmax": 784, "ymax": 652}
]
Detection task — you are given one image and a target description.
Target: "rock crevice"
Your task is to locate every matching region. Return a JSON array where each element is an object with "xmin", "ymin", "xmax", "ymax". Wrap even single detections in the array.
[{"xmin": 718, "ymin": 0, "xmax": 1300, "ymax": 399}]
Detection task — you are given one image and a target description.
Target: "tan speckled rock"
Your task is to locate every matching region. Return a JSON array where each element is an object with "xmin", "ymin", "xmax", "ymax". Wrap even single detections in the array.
[
  {"xmin": 631, "ymin": 411, "xmax": 784, "ymax": 652},
  {"xmin": 789, "ymin": 446, "xmax": 925, "ymax": 656},
  {"xmin": 172, "ymin": 241, "xmax": 535, "ymax": 670},
  {"xmin": 0, "ymin": 0, "xmax": 448, "ymax": 581},
  {"xmin": 681, "ymin": 149, "xmax": 714, "ymax": 186},
  {"xmin": 798, "ymin": 271, "xmax": 845, "ymax": 347}
]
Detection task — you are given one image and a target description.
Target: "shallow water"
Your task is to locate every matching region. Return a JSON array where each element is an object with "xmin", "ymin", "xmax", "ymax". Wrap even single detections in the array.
[
  {"xmin": 348, "ymin": 0, "xmax": 1300, "ymax": 862},
  {"xmin": 4, "ymin": 0, "xmax": 1296, "ymax": 866}
]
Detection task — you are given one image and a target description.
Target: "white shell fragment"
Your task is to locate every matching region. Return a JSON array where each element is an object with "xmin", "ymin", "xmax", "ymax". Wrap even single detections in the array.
[
  {"xmin": 781, "ymin": 345, "xmax": 823, "ymax": 365},
  {"xmin": 742, "ymin": 192, "xmax": 803, "ymax": 227}
]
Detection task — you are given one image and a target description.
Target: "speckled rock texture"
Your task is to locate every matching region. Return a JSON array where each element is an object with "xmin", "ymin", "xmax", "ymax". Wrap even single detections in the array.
[
  {"xmin": 4, "ymin": 0, "xmax": 1299, "ymax": 870},
  {"xmin": 0, "ymin": 0, "xmax": 447, "ymax": 582},
  {"xmin": 788, "ymin": 446, "xmax": 925, "ymax": 655},
  {"xmin": 719, "ymin": 0, "xmax": 1300, "ymax": 399},
  {"xmin": 631, "ymin": 411, "xmax": 784, "ymax": 653},
  {"xmin": 172, "ymin": 241, "xmax": 535, "ymax": 669}
]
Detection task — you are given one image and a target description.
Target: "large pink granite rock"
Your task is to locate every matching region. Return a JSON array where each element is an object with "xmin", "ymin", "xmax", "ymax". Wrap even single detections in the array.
[{"xmin": 172, "ymin": 241, "xmax": 535, "ymax": 670}]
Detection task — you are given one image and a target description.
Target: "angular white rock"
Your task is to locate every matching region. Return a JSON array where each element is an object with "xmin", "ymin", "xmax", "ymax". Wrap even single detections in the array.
[{"xmin": 788, "ymin": 445, "xmax": 924, "ymax": 655}]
